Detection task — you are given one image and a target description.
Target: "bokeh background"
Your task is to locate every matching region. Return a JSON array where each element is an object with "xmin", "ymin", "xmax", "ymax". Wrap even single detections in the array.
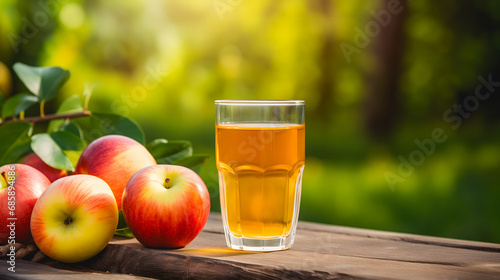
[{"xmin": 1, "ymin": 0, "xmax": 499, "ymax": 243}]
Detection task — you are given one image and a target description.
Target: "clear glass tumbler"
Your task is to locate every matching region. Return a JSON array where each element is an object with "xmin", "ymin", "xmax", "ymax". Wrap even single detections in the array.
[{"xmin": 215, "ymin": 100, "xmax": 305, "ymax": 251}]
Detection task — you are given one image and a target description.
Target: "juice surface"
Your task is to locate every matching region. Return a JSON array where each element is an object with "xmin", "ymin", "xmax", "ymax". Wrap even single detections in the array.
[{"xmin": 216, "ymin": 123, "xmax": 305, "ymax": 238}]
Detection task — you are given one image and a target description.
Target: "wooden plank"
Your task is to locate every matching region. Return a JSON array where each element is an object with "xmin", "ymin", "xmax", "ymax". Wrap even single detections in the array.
[
  {"xmin": 0, "ymin": 259, "xmax": 155, "ymax": 280},
  {"xmin": 1, "ymin": 212, "xmax": 500, "ymax": 279}
]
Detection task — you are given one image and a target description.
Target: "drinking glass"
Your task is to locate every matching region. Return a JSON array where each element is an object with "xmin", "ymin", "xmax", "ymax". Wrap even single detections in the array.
[{"xmin": 215, "ymin": 100, "xmax": 305, "ymax": 251}]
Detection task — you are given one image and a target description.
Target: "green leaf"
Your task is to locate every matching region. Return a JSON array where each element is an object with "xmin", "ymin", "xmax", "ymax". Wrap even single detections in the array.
[
  {"xmin": 13, "ymin": 63, "xmax": 70, "ymax": 101},
  {"xmin": 90, "ymin": 113, "xmax": 145, "ymax": 144},
  {"xmin": 31, "ymin": 131, "xmax": 85, "ymax": 171},
  {"xmin": 50, "ymin": 131, "xmax": 86, "ymax": 151},
  {"xmin": 31, "ymin": 133, "xmax": 75, "ymax": 171},
  {"xmin": 83, "ymin": 82, "xmax": 98, "ymax": 110},
  {"xmin": 59, "ymin": 121, "xmax": 84, "ymax": 139},
  {"xmin": 145, "ymin": 138, "xmax": 168, "ymax": 156},
  {"xmin": 115, "ymin": 228, "xmax": 134, "ymax": 238},
  {"xmin": 64, "ymin": 150, "xmax": 83, "ymax": 168},
  {"xmin": 0, "ymin": 122, "xmax": 32, "ymax": 166},
  {"xmin": 1, "ymin": 93, "xmax": 38, "ymax": 118},
  {"xmin": 115, "ymin": 210, "xmax": 134, "ymax": 238},
  {"xmin": 172, "ymin": 155, "xmax": 209, "ymax": 174},
  {"xmin": 56, "ymin": 95, "xmax": 83, "ymax": 113},
  {"xmin": 48, "ymin": 95, "xmax": 83, "ymax": 132},
  {"xmin": 147, "ymin": 139, "xmax": 193, "ymax": 164},
  {"xmin": 116, "ymin": 209, "xmax": 128, "ymax": 229}
]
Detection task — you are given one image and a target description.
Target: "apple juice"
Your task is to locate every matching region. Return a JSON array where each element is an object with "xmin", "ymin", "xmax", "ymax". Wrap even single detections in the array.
[{"xmin": 216, "ymin": 123, "xmax": 305, "ymax": 239}]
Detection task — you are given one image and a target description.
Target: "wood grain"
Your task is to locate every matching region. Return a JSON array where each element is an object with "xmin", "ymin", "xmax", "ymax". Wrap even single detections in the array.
[
  {"xmin": 0, "ymin": 259, "xmax": 155, "ymax": 280},
  {"xmin": 1, "ymin": 213, "xmax": 500, "ymax": 279}
]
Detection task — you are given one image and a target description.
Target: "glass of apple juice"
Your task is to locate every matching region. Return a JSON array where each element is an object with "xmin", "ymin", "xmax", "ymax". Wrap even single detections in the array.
[{"xmin": 215, "ymin": 100, "xmax": 305, "ymax": 251}]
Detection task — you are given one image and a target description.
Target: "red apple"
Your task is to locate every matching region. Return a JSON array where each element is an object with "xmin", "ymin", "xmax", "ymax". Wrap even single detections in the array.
[
  {"xmin": 22, "ymin": 153, "xmax": 68, "ymax": 182},
  {"xmin": 75, "ymin": 135, "xmax": 156, "ymax": 209},
  {"xmin": 0, "ymin": 164, "xmax": 51, "ymax": 244},
  {"xmin": 122, "ymin": 165, "xmax": 210, "ymax": 248},
  {"xmin": 31, "ymin": 175, "xmax": 118, "ymax": 263}
]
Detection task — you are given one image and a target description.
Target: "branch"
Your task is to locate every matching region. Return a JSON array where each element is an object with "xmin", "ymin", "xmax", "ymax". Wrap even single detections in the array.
[{"xmin": 0, "ymin": 110, "xmax": 91, "ymax": 126}]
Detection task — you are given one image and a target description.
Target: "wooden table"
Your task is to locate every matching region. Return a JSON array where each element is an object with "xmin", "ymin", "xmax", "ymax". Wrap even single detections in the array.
[{"xmin": 1, "ymin": 213, "xmax": 500, "ymax": 279}]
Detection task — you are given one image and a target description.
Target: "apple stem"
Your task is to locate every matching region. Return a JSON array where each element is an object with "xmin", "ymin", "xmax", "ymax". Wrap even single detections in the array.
[
  {"xmin": 164, "ymin": 178, "xmax": 171, "ymax": 189},
  {"xmin": 64, "ymin": 218, "xmax": 73, "ymax": 225}
]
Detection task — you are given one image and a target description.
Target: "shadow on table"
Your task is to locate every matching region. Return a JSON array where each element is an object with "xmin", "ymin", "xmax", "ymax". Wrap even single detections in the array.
[{"xmin": 181, "ymin": 247, "xmax": 263, "ymax": 257}]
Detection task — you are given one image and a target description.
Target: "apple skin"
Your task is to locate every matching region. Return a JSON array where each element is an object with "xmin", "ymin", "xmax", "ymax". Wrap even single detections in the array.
[
  {"xmin": 122, "ymin": 165, "xmax": 210, "ymax": 248},
  {"xmin": 0, "ymin": 164, "xmax": 51, "ymax": 244},
  {"xmin": 74, "ymin": 135, "xmax": 156, "ymax": 210},
  {"xmin": 30, "ymin": 175, "xmax": 118, "ymax": 263},
  {"xmin": 22, "ymin": 153, "xmax": 68, "ymax": 182}
]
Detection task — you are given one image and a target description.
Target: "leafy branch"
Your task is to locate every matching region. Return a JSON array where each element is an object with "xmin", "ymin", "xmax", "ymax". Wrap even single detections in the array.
[
  {"xmin": 0, "ymin": 110, "xmax": 91, "ymax": 126},
  {"xmin": 0, "ymin": 62, "xmax": 208, "ymax": 175}
]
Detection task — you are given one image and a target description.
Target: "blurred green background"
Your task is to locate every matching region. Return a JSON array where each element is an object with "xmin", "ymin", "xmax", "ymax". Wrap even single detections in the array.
[{"xmin": 1, "ymin": 0, "xmax": 499, "ymax": 243}]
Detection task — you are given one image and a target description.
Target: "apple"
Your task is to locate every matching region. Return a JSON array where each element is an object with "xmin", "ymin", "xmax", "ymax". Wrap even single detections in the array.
[
  {"xmin": 122, "ymin": 165, "xmax": 210, "ymax": 248},
  {"xmin": 0, "ymin": 164, "xmax": 51, "ymax": 244},
  {"xmin": 30, "ymin": 175, "xmax": 118, "ymax": 263},
  {"xmin": 22, "ymin": 153, "xmax": 68, "ymax": 182},
  {"xmin": 0, "ymin": 61, "xmax": 12, "ymax": 99},
  {"xmin": 75, "ymin": 135, "xmax": 156, "ymax": 210}
]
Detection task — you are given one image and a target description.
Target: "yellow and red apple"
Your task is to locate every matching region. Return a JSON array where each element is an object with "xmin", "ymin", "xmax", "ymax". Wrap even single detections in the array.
[
  {"xmin": 22, "ymin": 153, "xmax": 68, "ymax": 182},
  {"xmin": 0, "ymin": 61, "xmax": 12, "ymax": 99},
  {"xmin": 0, "ymin": 164, "xmax": 51, "ymax": 244},
  {"xmin": 30, "ymin": 175, "xmax": 118, "ymax": 263},
  {"xmin": 75, "ymin": 135, "xmax": 156, "ymax": 209},
  {"xmin": 122, "ymin": 165, "xmax": 210, "ymax": 248}
]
